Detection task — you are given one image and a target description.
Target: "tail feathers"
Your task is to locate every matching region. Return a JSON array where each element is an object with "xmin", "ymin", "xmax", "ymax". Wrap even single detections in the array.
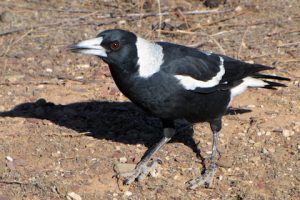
[
  {"xmin": 251, "ymin": 72, "xmax": 290, "ymax": 90},
  {"xmin": 253, "ymin": 73, "xmax": 291, "ymax": 81},
  {"xmin": 263, "ymin": 80, "xmax": 288, "ymax": 89}
]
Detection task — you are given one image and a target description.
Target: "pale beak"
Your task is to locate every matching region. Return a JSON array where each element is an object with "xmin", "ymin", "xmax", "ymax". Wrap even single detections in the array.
[{"xmin": 68, "ymin": 37, "xmax": 107, "ymax": 57}]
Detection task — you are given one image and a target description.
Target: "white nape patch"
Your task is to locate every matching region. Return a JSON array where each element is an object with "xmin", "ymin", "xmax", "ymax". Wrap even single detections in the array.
[
  {"xmin": 74, "ymin": 37, "xmax": 107, "ymax": 57},
  {"xmin": 136, "ymin": 37, "xmax": 164, "ymax": 78},
  {"xmin": 230, "ymin": 77, "xmax": 268, "ymax": 98},
  {"xmin": 175, "ymin": 56, "xmax": 225, "ymax": 90}
]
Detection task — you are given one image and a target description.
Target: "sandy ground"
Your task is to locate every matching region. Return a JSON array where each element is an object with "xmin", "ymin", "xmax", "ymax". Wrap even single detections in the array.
[{"xmin": 0, "ymin": 0, "xmax": 299, "ymax": 199}]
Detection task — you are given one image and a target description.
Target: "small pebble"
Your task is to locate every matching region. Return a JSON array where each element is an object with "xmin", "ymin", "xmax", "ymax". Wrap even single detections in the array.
[
  {"xmin": 262, "ymin": 148, "xmax": 269, "ymax": 155},
  {"xmin": 114, "ymin": 163, "xmax": 135, "ymax": 175},
  {"xmin": 113, "ymin": 193, "xmax": 118, "ymax": 197},
  {"xmin": 282, "ymin": 129, "xmax": 294, "ymax": 137},
  {"xmin": 118, "ymin": 20, "xmax": 127, "ymax": 25},
  {"xmin": 124, "ymin": 191, "xmax": 132, "ymax": 197},
  {"xmin": 76, "ymin": 64, "xmax": 90, "ymax": 69},
  {"xmin": 119, "ymin": 157, "xmax": 127, "ymax": 163},
  {"xmin": 67, "ymin": 192, "xmax": 82, "ymax": 200},
  {"xmin": 115, "ymin": 146, "xmax": 121, "ymax": 151},
  {"xmin": 235, "ymin": 5, "xmax": 244, "ymax": 12},
  {"xmin": 45, "ymin": 68, "xmax": 53, "ymax": 73},
  {"xmin": 5, "ymin": 156, "xmax": 13, "ymax": 162}
]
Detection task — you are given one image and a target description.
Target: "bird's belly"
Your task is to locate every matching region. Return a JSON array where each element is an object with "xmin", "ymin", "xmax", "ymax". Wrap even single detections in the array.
[
  {"xmin": 128, "ymin": 82, "xmax": 231, "ymax": 122},
  {"xmin": 112, "ymin": 72, "xmax": 231, "ymax": 122},
  {"xmin": 158, "ymin": 90, "xmax": 231, "ymax": 122}
]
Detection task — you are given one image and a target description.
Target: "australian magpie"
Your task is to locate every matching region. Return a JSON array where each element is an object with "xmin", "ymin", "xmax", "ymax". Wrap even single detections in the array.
[{"xmin": 69, "ymin": 29, "xmax": 289, "ymax": 189}]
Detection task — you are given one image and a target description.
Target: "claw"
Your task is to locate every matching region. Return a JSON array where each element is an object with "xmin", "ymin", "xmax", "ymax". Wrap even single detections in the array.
[
  {"xmin": 187, "ymin": 164, "xmax": 217, "ymax": 189},
  {"xmin": 123, "ymin": 159, "xmax": 160, "ymax": 185}
]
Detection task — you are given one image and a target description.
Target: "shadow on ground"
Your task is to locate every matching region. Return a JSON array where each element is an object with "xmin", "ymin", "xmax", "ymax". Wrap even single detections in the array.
[{"xmin": 0, "ymin": 98, "xmax": 251, "ymax": 157}]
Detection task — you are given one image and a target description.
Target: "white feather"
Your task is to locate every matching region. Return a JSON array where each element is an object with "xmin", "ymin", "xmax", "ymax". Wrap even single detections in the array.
[
  {"xmin": 136, "ymin": 37, "xmax": 164, "ymax": 78},
  {"xmin": 175, "ymin": 56, "xmax": 225, "ymax": 90},
  {"xmin": 230, "ymin": 77, "xmax": 268, "ymax": 98}
]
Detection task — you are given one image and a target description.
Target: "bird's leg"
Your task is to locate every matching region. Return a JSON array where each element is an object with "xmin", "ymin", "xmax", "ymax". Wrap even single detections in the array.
[
  {"xmin": 188, "ymin": 118, "xmax": 221, "ymax": 189},
  {"xmin": 123, "ymin": 120, "xmax": 175, "ymax": 185}
]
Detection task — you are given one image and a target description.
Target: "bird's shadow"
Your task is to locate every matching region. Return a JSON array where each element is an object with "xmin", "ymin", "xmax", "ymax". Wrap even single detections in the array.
[{"xmin": 0, "ymin": 99, "xmax": 251, "ymax": 159}]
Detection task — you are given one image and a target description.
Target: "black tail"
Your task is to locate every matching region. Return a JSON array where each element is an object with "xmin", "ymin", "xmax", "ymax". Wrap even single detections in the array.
[{"xmin": 252, "ymin": 73, "xmax": 291, "ymax": 81}]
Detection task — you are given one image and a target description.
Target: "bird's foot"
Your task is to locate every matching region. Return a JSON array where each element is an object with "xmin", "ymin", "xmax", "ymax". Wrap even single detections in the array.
[
  {"xmin": 187, "ymin": 164, "xmax": 217, "ymax": 189},
  {"xmin": 122, "ymin": 159, "xmax": 161, "ymax": 185}
]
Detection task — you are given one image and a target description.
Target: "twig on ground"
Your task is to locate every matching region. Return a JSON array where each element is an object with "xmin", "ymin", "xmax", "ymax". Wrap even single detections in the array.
[
  {"xmin": 0, "ymin": 11, "xmax": 99, "ymax": 36},
  {"xmin": 277, "ymin": 41, "xmax": 300, "ymax": 47},
  {"xmin": 187, "ymin": 41, "xmax": 207, "ymax": 48},
  {"xmin": 237, "ymin": 26, "xmax": 250, "ymax": 59},
  {"xmin": 0, "ymin": 9, "xmax": 232, "ymax": 36},
  {"xmin": 1, "ymin": 29, "xmax": 33, "ymax": 57},
  {"xmin": 218, "ymin": 15, "xmax": 300, "ymax": 28},
  {"xmin": 277, "ymin": 59, "xmax": 300, "ymax": 63},
  {"xmin": 0, "ymin": 2, "xmax": 92, "ymax": 13},
  {"xmin": 267, "ymin": 29, "xmax": 300, "ymax": 37},
  {"xmin": 156, "ymin": 29, "xmax": 197, "ymax": 35},
  {"xmin": 0, "ymin": 180, "xmax": 29, "ymax": 185},
  {"xmin": 196, "ymin": 26, "xmax": 226, "ymax": 54}
]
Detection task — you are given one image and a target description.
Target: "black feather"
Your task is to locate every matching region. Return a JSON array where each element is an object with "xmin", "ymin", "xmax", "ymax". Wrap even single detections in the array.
[{"xmin": 252, "ymin": 73, "xmax": 291, "ymax": 81}]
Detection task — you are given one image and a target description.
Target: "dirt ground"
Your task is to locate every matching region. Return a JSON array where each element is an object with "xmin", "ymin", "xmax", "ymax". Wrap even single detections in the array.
[{"xmin": 0, "ymin": 0, "xmax": 299, "ymax": 199}]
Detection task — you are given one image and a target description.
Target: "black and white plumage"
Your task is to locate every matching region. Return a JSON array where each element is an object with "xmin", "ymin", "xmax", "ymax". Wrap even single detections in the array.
[{"xmin": 69, "ymin": 29, "xmax": 289, "ymax": 188}]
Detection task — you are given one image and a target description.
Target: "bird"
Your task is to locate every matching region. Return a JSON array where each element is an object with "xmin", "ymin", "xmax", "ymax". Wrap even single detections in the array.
[{"xmin": 69, "ymin": 29, "xmax": 289, "ymax": 189}]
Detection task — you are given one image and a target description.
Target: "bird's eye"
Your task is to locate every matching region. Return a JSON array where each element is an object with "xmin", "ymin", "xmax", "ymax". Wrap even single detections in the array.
[{"xmin": 110, "ymin": 42, "xmax": 120, "ymax": 50}]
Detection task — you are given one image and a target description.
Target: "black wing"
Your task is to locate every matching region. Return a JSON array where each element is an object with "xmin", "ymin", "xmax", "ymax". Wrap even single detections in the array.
[{"xmin": 162, "ymin": 52, "xmax": 273, "ymax": 93}]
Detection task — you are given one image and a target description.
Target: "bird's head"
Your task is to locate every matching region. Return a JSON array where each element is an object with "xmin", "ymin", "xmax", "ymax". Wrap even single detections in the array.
[{"xmin": 69, "ymin": 29, "xmax": 138, "ymax": 67}]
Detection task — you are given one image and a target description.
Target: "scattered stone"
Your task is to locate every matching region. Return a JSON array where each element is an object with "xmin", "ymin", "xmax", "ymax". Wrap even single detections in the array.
[
  {"xmin": 114, "ymin": 163, "xmax": 135, "ymax": 175},
  {"xmin": 282, "ymin": 129, "xmax": 294, "ymax": 137},
  {"xmin": 173, "ymin": 174, "xmax": 180, "ymax": 180},
  {"xmin": 124, "ymin": 191, "xmax": 132, "ymax": 197},
  {"xmin": 45, "ymin": 68, "xmax": 53, "ymax": 73},
  {"xmin": 67, "ymin": 192, "xmax": 82, "ymax": 200},
  {"xmin": 5, "ymin": 156, "xmax": 13, "ymax": 162},
  {"xmin": 113, "ymin": 193, "xmax": 118, "ymax": 197},
  {"xmin": 119, "ymin": 157, "xmax": 127, "ymax": 163},
  {"xmin": 235, "ymin": 5, "xmax": 244, "ymax": 12},
  {"xmin": 51, "ymin": 151, "xmax": 61, "ymax": 158},
  {"xmin": 115, "ymin": 146, "xmax": 121, "ymax": 151},
  {"xmin": 118, "ymin": 20, "xmax": 127, "ymax": 26},
  {"xmin": 76, "ymin": 64, "xmax": 90, "ymax": 69},
  {"xmin": 262, "ymin": 148, "xmax": 269, "ymax": 155}
]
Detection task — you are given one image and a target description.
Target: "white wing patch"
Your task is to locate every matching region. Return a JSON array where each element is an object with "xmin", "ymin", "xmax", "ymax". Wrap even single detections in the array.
[
  {"xmin": 136, "ymin": 37, "xmax": 164, "ymax": 78},
  {"xmin": 230, "ymin": 77, "xmax": 268, "ymax": 98},
  {"xmin": 175, "ymin": 56, "xmax": 225, "ymax": 90}
]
